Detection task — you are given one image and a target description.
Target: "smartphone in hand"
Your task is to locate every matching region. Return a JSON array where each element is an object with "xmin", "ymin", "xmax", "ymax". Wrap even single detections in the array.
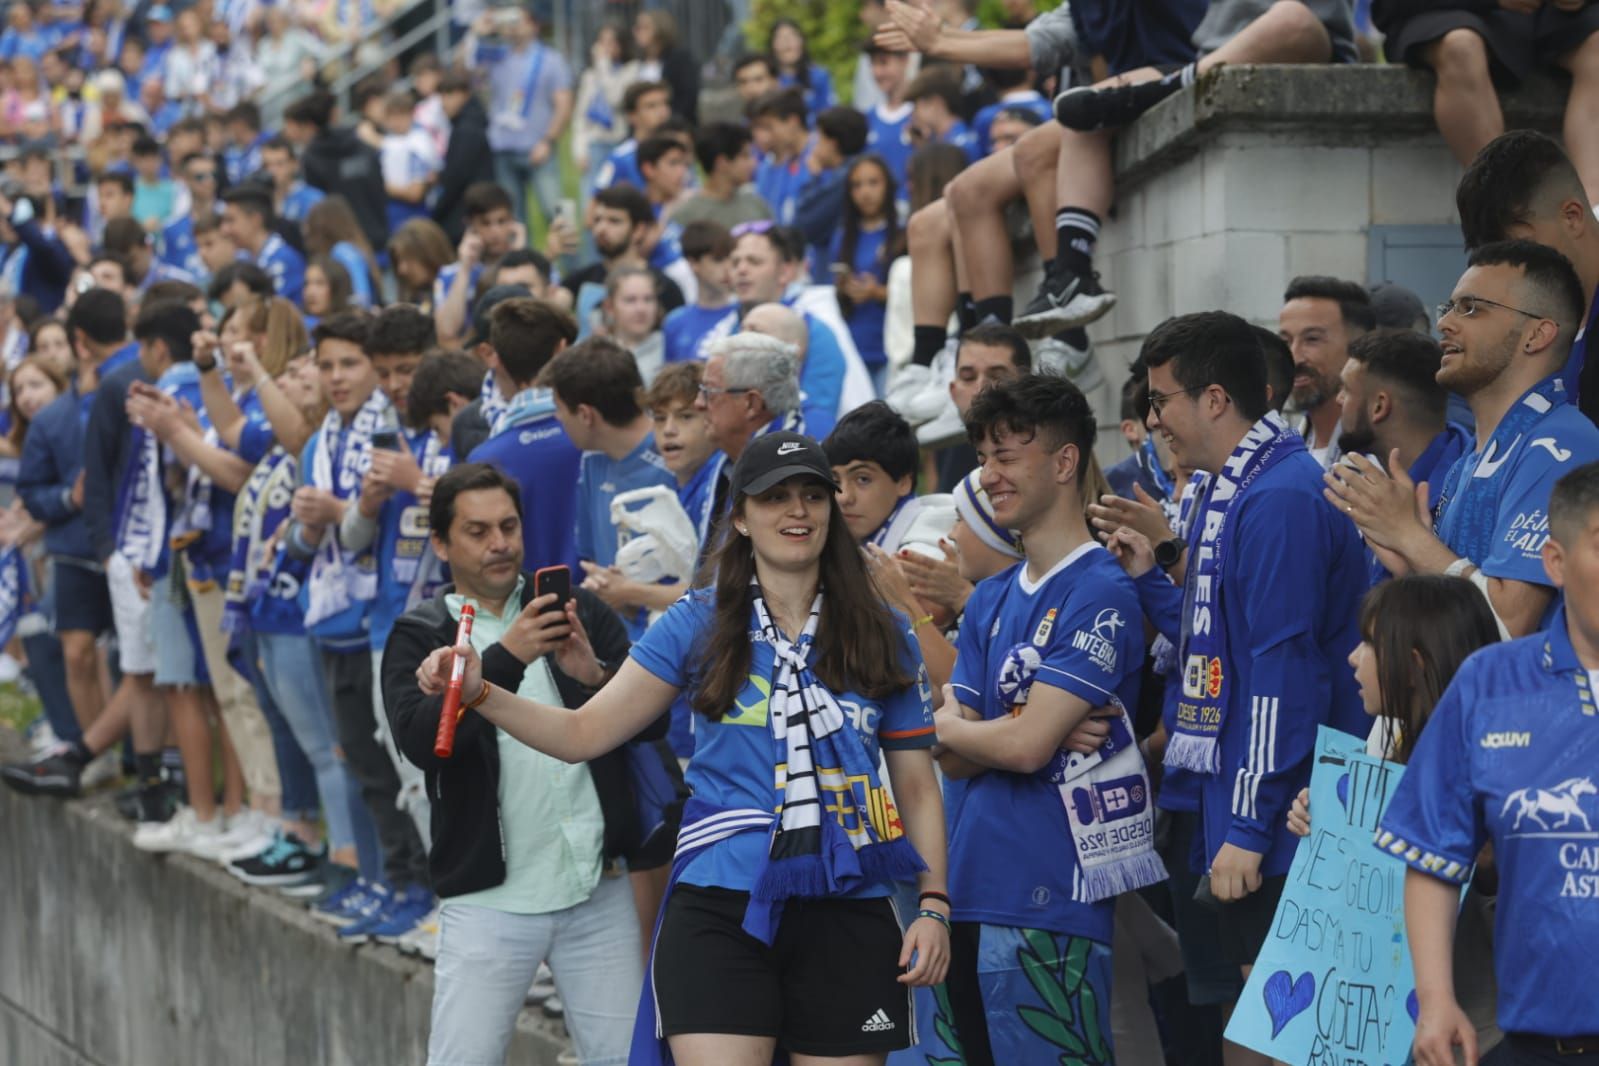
[{"xmin": 533, "ymin": 564, "xmax": 571, "ymax": 616}]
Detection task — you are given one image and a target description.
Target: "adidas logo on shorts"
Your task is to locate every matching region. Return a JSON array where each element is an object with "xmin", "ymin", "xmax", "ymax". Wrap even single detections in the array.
[{"xmin": 860, "ymin": 1009, "xmax": 896, "ymax": 1033}]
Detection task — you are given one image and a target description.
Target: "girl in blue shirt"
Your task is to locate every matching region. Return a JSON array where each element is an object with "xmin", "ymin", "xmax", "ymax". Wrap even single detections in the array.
[
  {"xmin": 418, "ymin": 431, "xmax": 950, "ymax": 1065},
  {"xmin": 769, "ymin": 19, "xmax": 834, "ymax": 119},
  {"xmin": 305, "ymin": 196, "xmax": 382, "ymax": 309},
  {"xmin": 828, "ymin": 155, "xmax": 900, "ymax": 397},
  {"xmin": 302, "ymin": 257, "xmax": 353, "ymax": 333}
]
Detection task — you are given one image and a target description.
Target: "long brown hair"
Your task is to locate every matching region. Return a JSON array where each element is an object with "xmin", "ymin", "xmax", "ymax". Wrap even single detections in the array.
[
  {"xmin": 388, "ymin": 218, "xmax": 456, "ymax": 304},
  {"xmin": 303, "ymin": 196, "xmax": 382, "ymax": 295},
  {"xmin": 692, "ymin": 483, "xmax": 914, "ymax": 722},
  {"xmin": 1361, "ymin": 575, "xmax": 1499, "ymax": 762},
  {"xmin": 238, "ymin": 295, "xmax": 310, "ymax": 377},
  {"xmin": 7, "ymin": 355, "xmax": 66, "ymax": 448}
]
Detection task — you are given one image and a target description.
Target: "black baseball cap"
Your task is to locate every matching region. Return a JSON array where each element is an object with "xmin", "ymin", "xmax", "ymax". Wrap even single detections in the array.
[
  {"xmin": 729, "ymin": 432, "xmax": 840, "ymax": 497},
  {"xmin": 1368, "ymin": 281, "xmax": 1429, "ymax": 331},
  {"xmin": 467, "ymin": 283, "xmax": 532, "ymax": 348}
]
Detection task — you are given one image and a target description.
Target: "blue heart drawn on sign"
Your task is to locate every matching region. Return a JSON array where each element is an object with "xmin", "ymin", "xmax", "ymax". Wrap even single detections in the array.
[
  {"xmin": 1406, "ymin": 989, "xmax": 1419, "ymax": 1024},
  {"xmin": 1336, "ymin": 771, "xmax": 1350, "ymax": 811},
  {"xmin": 1263, "ymin": 970, "xmax": 1316, "ymax": 1038}
]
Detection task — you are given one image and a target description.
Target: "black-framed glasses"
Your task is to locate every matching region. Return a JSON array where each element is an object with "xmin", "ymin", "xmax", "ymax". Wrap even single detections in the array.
[
  {"xmin": 1436, "ymin": 294, "xmax": 1546, "ymax": 323},
  {"xmin": 1147, "ymin": 385, "xmax": 1207, "ymax": 418},
  {"xmin": 698, "ymin": 383, "xmax": 751, "ymax": 399}
]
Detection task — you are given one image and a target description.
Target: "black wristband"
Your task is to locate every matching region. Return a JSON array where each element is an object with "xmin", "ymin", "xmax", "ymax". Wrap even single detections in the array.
[{"xmin": 919, "ymin": 890, "xmax": 951, "ymax": 909}]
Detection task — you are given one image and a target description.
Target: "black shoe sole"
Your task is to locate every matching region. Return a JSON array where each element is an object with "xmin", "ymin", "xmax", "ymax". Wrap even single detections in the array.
[
  {"xmin": 0, "ymin": 769, "xmax": 80, "ymax": 797},
  {"xmin": 1013, "ymin": 292, "xmax": 1117, "ymax": 338}
]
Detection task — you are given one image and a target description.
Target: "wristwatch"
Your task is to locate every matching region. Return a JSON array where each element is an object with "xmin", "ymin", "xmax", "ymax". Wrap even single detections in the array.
[
  {"xmin": 1154, "ymin": 537, "xmax": 1185, "ymax": 571},
  {"xmin": 194, "ymin": 353, "xmax": 219, "ymax": 373}
]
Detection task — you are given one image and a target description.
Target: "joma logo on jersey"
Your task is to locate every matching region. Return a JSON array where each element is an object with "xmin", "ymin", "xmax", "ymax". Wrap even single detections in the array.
[{"xmin": 1480, "ymin": 731, "xmax": 1532, "ymax": 749}]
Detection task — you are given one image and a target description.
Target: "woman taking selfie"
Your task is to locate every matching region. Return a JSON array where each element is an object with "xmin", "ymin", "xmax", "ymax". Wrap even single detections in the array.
[{"xmin": 416, "ymin": 432, "xmax": 950, "ymax": 1065}]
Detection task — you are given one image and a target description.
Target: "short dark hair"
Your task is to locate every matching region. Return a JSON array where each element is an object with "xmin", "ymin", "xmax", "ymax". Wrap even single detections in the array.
[
  {"xmin": 486, "ymin": 248, "xmax": 551, "ymax": 290},
  {"xmin": 1250, "ymin": 325, "xmax": 1294, "ymax": 412},
  {"xmin": 489, "ymin": 298, "xmax": 578, "ymax": 388},
  {"xmin": 144, "ymin": 279, "xmax": 203, "ymax": 307},
  {"xmin": 214, "ymin": 261, "xmax": 275, "ymax": 302},
  {"xmin": 1551, "ymin": 461, "xmax": 1599, "ymax": 543},
  {"xmin": 463, "ymin": 182, "xmax": 513, "ymax": 220},
  {"xmin": 905, "ymin": 68, "xmax": 962, "ymax": 111},
  {"xmin": 593, "ymin": 183, "xmax": 654, "ymax": 228},
  {"xmin": 1119, "ymin": 372, "xmax": 1146, "ymax": 424},
  {"xmin": 816, "ymin": 107, "xmax": 868, "ymax": 157},
  {"xmin": 89, "ymin": 253, "xmax": 135, "ymax": 287},
  {"xmin": 823, "ymin": 400, "xmax": 918, "ymax": 483},
  {"xmin": 97, "ymin": 171, "xmax": 134, "ymax": 196},
  {"xmin": 992, "ymin": 105, "xmax": 1046, "ymax": 130},
  {"xmin": 747, "ymin": 87, "xmax": 808, "ymax": 126},
  {"xmin": 1283, "ymin": 275, "xmax": 1377, "ymax": 334},
  {"xmin": 312, "ymin": 309, "xmax": 373, "ymax": 351},
  {"xmin": 132, "ymin": 300, "xmax": 199, "ymax": 363},
  {"xmin": 406, "ymin": 350, "xmax": 485, "ymax": 427},
  {"xmin": 365, "ymin": 304, "xmax": 437, "ymax": 358},
  {"xmin": 259, "ymin": 134, "xmax": 294, "ymax": 157},
  {"xmin": 1346, "ymin": 328, "xmax": 1448, "ymax": 423},
  {"xmin": 1457, "ymin": 131, "xmax": 1587, "ymax": 251},
  {"xmin": 222, "ymin": 185, "xmax": 275, "ymax": 226},
  {"xmin": 283, "ymin": 90, "xmax": 334, "ymax": 129},
  {"xmin": 102, "ymin": 216, "xmax": 150, "ymax": 256},
  {"xmin": 438, "ymin": 71, "xmax": 473, "ymax": 95},
  {"xmin": 638, "ymin": 134, "xmax": 688, "ymax": 174},
  {"xmin": 964, "ymin": 373, "xmax": 1097, "ymax": 477},
  {"xmin": 1140, "ymin": 311, "xmax": 1269, "ymax": 422},
  {"xmin": 428, "ymin": 462, "xmax": 523, "ymax": 540},
  {"xmin": 623, "ymin": 80, "xmax": 670, "ymax": 114},
  {"xmin": 958, "ymin": 323, "xmax": 1031, "ymax": 370},
  {"xmin": 226, "ymin": 101, "xmax": 261, "ymax": 130},
  {"xmin": 542, "ymin": 337, "xmax": 643, "ymax": 426},
  {"xmin": 736, "ymin": 223, "xmax": 807, "ymax": 265},
  {"xmin": 681, "ymin": 220, "xmax": 734, "ymax": 261},
  {"xmin": 733, "ymin": 53, "xmax": 778, "ymax": 79},
  {"xmin": 66, "ymin": 288, "xmax": 127, "ymax": 345},
  {"xmin": 694, "ymin": 122, "xmax": 752, "ymax": 174},
  {"xmin": 1467, "ymin": 238, "xmax": 1587, "ymax": 349},
  {"xmin": 131, "ymin": 134, "xmax": 161, "ymax": 158}
]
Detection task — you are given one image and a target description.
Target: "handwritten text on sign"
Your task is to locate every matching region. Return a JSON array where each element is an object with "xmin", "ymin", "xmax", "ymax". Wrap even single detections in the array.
[{"xmin": 1225, "ymin": 727, "xmax": 1422, "ymax": 1066}]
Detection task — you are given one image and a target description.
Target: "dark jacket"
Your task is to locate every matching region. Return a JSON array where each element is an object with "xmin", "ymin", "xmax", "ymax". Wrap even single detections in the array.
[
  {"xmin": 83, "ymin": 361, "xmax": 146, "ymax": 563},
  {"xmin": 659, "ymin": 47, "xmax": 699, "ymax": 125},
  {"xmin": 381, "ymin": 579, "xmax": 668, "ymax": 899},
  {"xmin": 6, "ymin": 217, "xmax": 76, "ymax": 313},
  {"xmin": 449, "ymin": 397, "xmax": 491, "ymax": 466},
  {"xmin": 300, "ymin": 124, "xmax": 389, "ymax": 252},
  {"xmin": 432, "ymin": 97, "xmax": 493, "ymax": 243},
  {"xmin": 17, "ymin": 387, "xmax": 94, "ymax": 561}
]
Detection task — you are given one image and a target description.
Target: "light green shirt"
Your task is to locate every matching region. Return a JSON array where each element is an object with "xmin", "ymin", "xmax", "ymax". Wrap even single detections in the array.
[{"xmin": 444, "ymin": 579, "xmax": 606, "ymax": 915}]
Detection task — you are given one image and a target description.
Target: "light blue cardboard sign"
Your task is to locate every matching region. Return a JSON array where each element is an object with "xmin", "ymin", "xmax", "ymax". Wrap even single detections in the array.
[{"xmin": 1225, "ymin": 726, "xmax": 1422, "ymax": 1065}]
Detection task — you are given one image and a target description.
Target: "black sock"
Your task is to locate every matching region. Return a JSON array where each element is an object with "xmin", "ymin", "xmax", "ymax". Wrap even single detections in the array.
[
  {"xmin": 913, "ymin": 326, "xmax": 947, "ymax": 367},
  {"xmin": 135, "ymin": 752, "xmax": 162, "ymax": 787},
  {"xmin": 1054, "ymin": 207, "xmax": 1100, "ymax": 277},
  {"xmin": 973, "ymin": 296, "xmax": 1013, "ymax": 325},
  {"xmin": 956, "ymin": 293, "xmax": 977, "ymax": 334},
  {"xmin": 60, "ymin": 739, "xmax": 92, "ymax": 766}
]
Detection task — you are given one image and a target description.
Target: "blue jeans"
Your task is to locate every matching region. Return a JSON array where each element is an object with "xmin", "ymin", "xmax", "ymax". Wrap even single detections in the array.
[
  {"xmin": 21, "ymin": 627, "xmax": 78, "ymax": 743},
  {"xmin": 257, "ymin": 632, "xmax": 381, "ymax": 875},
  {"xmin": 235, "ymin": 631, "xmax": 319, "ymax": 819},
  {"xmin": 429, "ymin": 873, "xmax": 642, "ymax": 1065},
  {"xmin": 492, "ymin": 149, "xmax": 563, "ymax": 226}
]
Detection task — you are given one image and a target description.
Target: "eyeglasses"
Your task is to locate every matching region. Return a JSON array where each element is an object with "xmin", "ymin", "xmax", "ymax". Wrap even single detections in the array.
[
  {"xmin": 1436, "ymin": 294, "xmax": 1546, "ymax": 323},
  {"xmin": 698, "ymin": 383, "xmax": 751, "ymax": 399},
  {"xmin": 1147, "ymin": 385, "xmax": 1208, "ymax": 418},
  {"xmin": 730, "ymin": 220, "xmax": 775, "ymax": 238},
  {"xmin": 188, "ymin": 171, "xmax": 216, "ymax": 182}
]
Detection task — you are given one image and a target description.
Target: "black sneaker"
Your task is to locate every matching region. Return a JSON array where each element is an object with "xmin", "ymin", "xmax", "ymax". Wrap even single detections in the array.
[
  {"xmin": 1013, "ymin": 262, "xmax": 1117, "ymax": 338},
  {"xmin": 230, "ymin": 833, "xmax": 325, "ymax": 888},
  {"xmin": 1054, "ymin": 78, "xmax": 1180, "ymax": 132},
  {"xmin": 0, "ymin": 748, "xmax": 83, "ymax": 797}
]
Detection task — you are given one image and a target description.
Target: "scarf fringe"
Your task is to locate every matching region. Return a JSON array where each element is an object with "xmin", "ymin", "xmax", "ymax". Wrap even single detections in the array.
[
  {"xmin": 1081, "ymin": 852, "xmax": 1169, "ymax": 903},
  {"xmin": 1163, "ymin": 732, "xmax": 1221, "ymax": 775},
  {"xmin": 752, "ymin": 836, "xmax": 927, "ymax": 902}
]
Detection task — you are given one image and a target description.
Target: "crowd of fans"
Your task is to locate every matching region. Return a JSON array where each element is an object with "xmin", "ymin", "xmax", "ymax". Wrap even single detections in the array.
[{"xmin": 0, "ymin": 0, "xmax": 1596, "ymax": 1064}]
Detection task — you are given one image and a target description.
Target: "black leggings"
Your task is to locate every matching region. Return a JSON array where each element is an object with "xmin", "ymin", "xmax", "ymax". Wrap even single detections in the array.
[{"xmin": 946, "ymin": 921, "xmax": 995, "ymax": 1066}]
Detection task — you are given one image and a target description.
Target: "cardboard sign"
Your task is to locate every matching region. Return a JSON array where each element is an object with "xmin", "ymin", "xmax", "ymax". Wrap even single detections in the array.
[{"xmin": 1225, "ymin": 727, "xmax": 1422, "ymax": 1065}]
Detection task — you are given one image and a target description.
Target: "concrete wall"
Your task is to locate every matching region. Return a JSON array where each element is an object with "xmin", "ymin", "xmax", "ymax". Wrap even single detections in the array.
[{"xmin": 0, "ymin": 769, "xmax": 569, "ymax": 1066}]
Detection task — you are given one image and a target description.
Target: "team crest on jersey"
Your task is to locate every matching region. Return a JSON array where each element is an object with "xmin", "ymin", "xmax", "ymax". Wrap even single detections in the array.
[
  {"xmin": 995, "ymin": 643, "xmax": 1044, "ymax": 713},
  {"xmin": 1032, "ymin": 609, "xmax": 1058, "ymax": 647}
]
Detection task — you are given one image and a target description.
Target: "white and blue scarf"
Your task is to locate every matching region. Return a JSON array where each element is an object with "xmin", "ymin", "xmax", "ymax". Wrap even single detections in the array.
[
  {"xmin": 174, "ymin": 380, "xmax": 243, "ymax": 548},
  {"xmin": 0, "ymin": 546, "xmax": 28, "ymax": 648},
  {"xmin": 479, "ymin": 371, "xmax": 508, "ymax": 432},
  {"xmin": 491, "ymin": 384, "xmax": 554, "ymax": 437},
  {"xmin": 1434, "ymin": 375, "xmax": 1566, "ymax": 566},
  {"xmin": 1151, "ymin": 470, "xmax": 1211, "ymax": 678},
  {"xmin": 303, "ymin": 390, "xmax": 391, "ymax": 628},
  {"xmin": 1168, "ymin": 411, "xmax": 1304, "ymax": 774},
  {"xmin": 390, "ymin": 431, "xmax": 452, "ymax": 612},
  {"xmin": 749, "ymin": 582, "xmax": 925, "ymax": 926},
  {"xmin": 222, "ymin": 446, "xmax": 297, "ymax": 634},
  {"xmin": 115, "ymin": 362, "xmax": 202, "ymax": 572}
]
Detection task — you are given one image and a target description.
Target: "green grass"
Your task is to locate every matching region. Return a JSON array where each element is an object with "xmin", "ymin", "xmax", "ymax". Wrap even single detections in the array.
[{"xmin": 0, "ymin": 681, "xmax": 41, "ymax": 735}]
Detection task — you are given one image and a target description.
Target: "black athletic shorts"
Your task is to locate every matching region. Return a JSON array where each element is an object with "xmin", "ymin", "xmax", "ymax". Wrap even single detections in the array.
[
  {"xmin": 652, "ymin": 884, "xmax": 913, "ymax": 1057},
  {"xmin": 52, "ymin": 558, "xmax": 113, "ymax": 636},
  {"xmin": 1386, "ymin": 7, "xmax": 1599, "ymax": 84},
  {"xmin": 1217, "ymin": 873, "xmax": 1288, "ymax": 967}
]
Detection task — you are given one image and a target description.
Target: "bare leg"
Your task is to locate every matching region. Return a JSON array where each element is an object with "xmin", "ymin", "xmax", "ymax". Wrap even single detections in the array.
[
  {"xmin": 1199, "ymin": 0, "xmax": 1334, "ymax": 69},
  {"xmin": 668, "ymin": 1034, "xmax": 779, "ymax": 1066},
  {"xmin": 1422, "ymin": 30, "xmax": 1503, "ymax": 169},
  {"xmin": 79, "ymin": 682, "xmax": 131, "ymax": 752},
  {"xmin": 59, "ymin": 630, "xmax": 106, "ymax": 732},
  {"xmin": 208, "ymin": 688, "xmax": 247, "ymax": 818},
  {"xmin": 125, "ymin": 673, "xmax": 165, "ymax": 755},
  {"xmin": 947, "ymin": 140, "xmax": 1031, "ymax": 301},
  {"xmin": 1558, "ymin": 31, "xmax": 1599, "ymax": 203},
  {"xmin": 1015, "ymin": 124, "xmax": 1065, "ymax": 259},
  {"xmin": 908, "ymin": 201, "xmax": 958, "ymax": 330},
  {"xmin": 167, "ymin": 685, "xmax": 218, "ymax": 821}
]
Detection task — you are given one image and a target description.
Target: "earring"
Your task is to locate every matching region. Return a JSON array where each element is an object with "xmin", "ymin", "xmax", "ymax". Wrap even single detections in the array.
[{"xmin": 736, "ymin": 525, "xmax": 748, "ymax": 536}]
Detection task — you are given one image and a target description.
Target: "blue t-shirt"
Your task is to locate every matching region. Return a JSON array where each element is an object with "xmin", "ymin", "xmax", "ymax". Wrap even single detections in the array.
[
  {"xmin": 257, "ymin": 233, "xmax": 305, "ymax": 307},
  {"xmin": 797, "ymin": 310, "xmax": 846, "ymax": 438},
  {"xmin": 827, "ymin": 223, "xmax": 890, "ymax": 369},
  {"xmin": 941, "ymin": 120, "xmax": 980, "ymax": 164},
  {"xmin": 974, "ymin": 92, "xmax": 1053, "ymax": 157},
  {"xmin": 755, "ymin": 147, "xmax": 811, "ymax": 226},
  {"xmin": 1367, "ymin": 422, "xmax": 1472, "ymax": 587},
  {"xmin": 223, "ymin": 133, "xmax": 268, "ymax": 186},
  {"xmin": 1377, "ymin": 612, "xmax": 1599, "ymax": 1037},
  {"xmin": 432, "ymin": 259, "xmax": 485, "ymax": 313},
  {"xmin": 575, "ymin": 433, "xmax": 675, "ymax": 638},
  {"xmin": 100, "ymin": 340, "xmax": 142, "ymax": 378},
  {"xmin": 467, "ymin": 409, "xmax": 582, "ymax": 574},
  {"xmin": 631, "ymin": 588, "xmax": 935, "ymax": 893},
  {"xmin": 159, "ymin": 214, "xmax": 205, "ymax": 279},
  {"xmin": 948, "ymin": 544, "xmax": 1144, "ymax": 942},
  {"xmin": 480, "ymin": 39, "xmax": 573, "ymax": 154},
  {"xmin": 648, "ymin": 203, "xmax": 685, "ymax": 275},
  {"xmin": 331, "ymin": 241, "xmax": 376, "ymax": 308},
  {"xmin": 1435, "ymin": 400, "xmax": 1599, "ymax": 593},
  {"xmin": 281, "ymin": 181, "xmax": 324, "ymax": 224},
  {"xmin": 595, "ymin": 139, "xmax": 642, "ymax": 192},
  {"xmin": 864, "ymin": 102, "xmax": 914, "ymax": 190},
  {"xmin": 369, "ymin": 428, "xmax": 453, "ymax": 647},
  {"xmin": 779, "ymin": 64, "xmax": 835, "ymax": 119},
  {"xmin": 662, "ymin": 303, "xmax": 739, "ymax": 365}
]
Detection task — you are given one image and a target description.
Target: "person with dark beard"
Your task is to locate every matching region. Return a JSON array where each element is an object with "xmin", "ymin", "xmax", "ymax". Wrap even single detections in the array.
[
  {"xmin": 1277, "ymin": 275, "xmax": 1376, "ymax": 470},
  {"xmin": 1336, "ymin": 329, "xmax": 1473, "ymax": 585},
  {"xmin": 555, "ymin": 184, "xmax": 684, "ymax": 334}
]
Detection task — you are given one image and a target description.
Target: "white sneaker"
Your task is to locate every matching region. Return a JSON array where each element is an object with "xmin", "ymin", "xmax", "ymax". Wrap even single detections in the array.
[
  {"xmin": 132, "ymin": 807, "xmax": 225, "ymax": 858},
  {"xmin": 80, "ymin": 749, "xmax": 123, "ymax": 791},
  {"xmin": 397, "ymin": 905, "xmax": 440, "ymax": 959},
  {"xmin": 915, "ymin": 396, "xmax": 967, "ymax": 448},
  {"xmin": 1032, "ymin": 331, "xmax": 1102, "ymax": 393},
  {"xmin": 27, "ymin": 720, "xmax": 59, "ymax": 757},
  {"xmin": 215, "ymin": 810, "xmax": 278, "ymax": 863},
  {"xmin": 885, "ymin": 341, "xmax": 958, "ymax": 426}
]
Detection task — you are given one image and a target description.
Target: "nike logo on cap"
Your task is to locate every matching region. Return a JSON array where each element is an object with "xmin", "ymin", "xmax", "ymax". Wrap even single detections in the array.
[{"xmin": 776, "ymin": 441, "xmax": 805, "ymax": 455}]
